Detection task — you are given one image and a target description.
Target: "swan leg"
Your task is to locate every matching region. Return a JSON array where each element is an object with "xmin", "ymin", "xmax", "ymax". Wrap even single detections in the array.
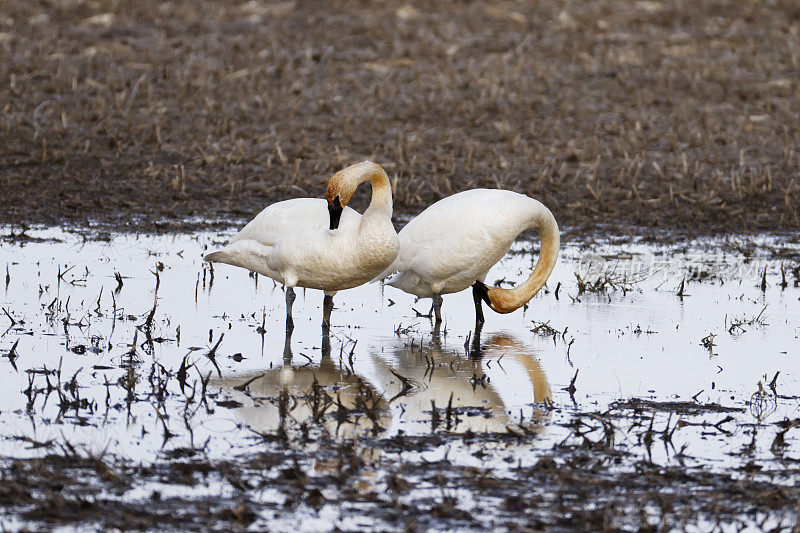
[
  {"xmin": 472, "ymin": 283, "xmax": 486, "ymax": 325},
  {"xmin": 432, "ymin": 320, "xmax": 442, "ymax": 340},
  {"xmin": 432, "ymin": 293, "xmax": 443, "ymax": 325},
  {"xmin": 285, "ymin": 287, "xmax": 296, "ymax": 332},
  {"xmin": 322, "ymin": 294, "xmax": 334, "ymax": 330}
]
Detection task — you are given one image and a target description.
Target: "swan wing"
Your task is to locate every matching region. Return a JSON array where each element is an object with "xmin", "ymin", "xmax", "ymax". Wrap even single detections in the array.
[
  {"xmin": 204, "ymin": 239, "xmax": 277, "ymax": 277},
  {"xmin": 398, "ymin": 201, "xmax": 493, "ymax": 280},
  {"xmin": 231, "ymin": 198, "xmax": 361, "ymax": 247},
  {"xmin": 205, "ymin": 197, "xmax": 365, "ymax": 287},
  {"xmin": 385, "ymin": 189, "xmax": 533, "ymax": 294}
]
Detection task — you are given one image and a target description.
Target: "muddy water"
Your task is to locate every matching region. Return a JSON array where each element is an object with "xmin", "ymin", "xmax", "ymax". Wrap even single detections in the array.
[{"xmin": 0, "ymin": 227, "xmax": 798, "ymax": 471}]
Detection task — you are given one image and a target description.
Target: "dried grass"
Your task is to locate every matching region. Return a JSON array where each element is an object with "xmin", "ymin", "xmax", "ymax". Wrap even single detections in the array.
[{"xmin": 1, "ymin": 0, "xmax": 798, "ymax": 231}]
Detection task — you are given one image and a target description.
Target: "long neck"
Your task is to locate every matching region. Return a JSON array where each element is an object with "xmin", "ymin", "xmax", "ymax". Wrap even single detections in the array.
[
  {"xmin": 359, "ymin": 165, "xmax": 393, "ymax": 219},
  {"xmin": 487, "ymin": 202, "xmax": 560, "ymax": 313}
]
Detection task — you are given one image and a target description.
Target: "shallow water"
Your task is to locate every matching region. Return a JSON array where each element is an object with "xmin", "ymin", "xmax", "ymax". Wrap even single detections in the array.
[{"xmin": 0, "ymin": 227, "xmax": 798, "ymax": 474}]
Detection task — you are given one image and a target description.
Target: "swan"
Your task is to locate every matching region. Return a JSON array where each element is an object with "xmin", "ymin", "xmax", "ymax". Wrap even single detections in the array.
[
  {"xmin": 377, "ymin": 189, "xmax": 559, "ymax": 324},
  {"xmin": 204, "ymin": 161, "xmax": 399, "ymax": 329}
]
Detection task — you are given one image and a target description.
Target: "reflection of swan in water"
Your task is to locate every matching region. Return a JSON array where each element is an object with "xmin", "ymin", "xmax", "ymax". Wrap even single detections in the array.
[
  {"xmin": 214, "ymin": 330, "xmax": 550, "ymax": 440},
  {"xmin": 213, "ymin": 331, "xmax": 389, "ymax": 439},
  {"xmin": 372, "ymin": 332, "xmax": 551, "ymax": 435}
]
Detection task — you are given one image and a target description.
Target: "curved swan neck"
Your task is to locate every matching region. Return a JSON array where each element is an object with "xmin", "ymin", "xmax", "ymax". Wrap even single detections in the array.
[
  {"xmin": 328, "ymin": 161, "xmax": 393, "ymax": 219},
  {"xmin": 359, "ymin": 164, "xmax": 393, "ymax": 218},
  {"xmin": 485, "ymin": 202, "xmax": 560, "ymax": 313}
]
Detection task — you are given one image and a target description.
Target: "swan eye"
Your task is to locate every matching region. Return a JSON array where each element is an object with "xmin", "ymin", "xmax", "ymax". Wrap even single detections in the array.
[{"xmin": 328, "ymin": 196, "xmax": 343, "ymax": 230}]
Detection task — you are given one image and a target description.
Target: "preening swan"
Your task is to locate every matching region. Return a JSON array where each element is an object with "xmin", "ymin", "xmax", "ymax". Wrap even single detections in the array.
[
  {"xmin": 378, "ymin": 189, "xmax": 559, "ymax": 324},
  {"xmin": 204, "ymin": 161, "xmax": 399, "ymax": 329}
]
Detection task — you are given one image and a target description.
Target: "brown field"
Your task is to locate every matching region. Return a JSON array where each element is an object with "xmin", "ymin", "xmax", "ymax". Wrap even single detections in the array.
[
  {"xmin": 1, "ymin": 0, "xmax": 799, "ymax": 233},
  {"xmin": 2, "ymin": 5, "xmax": 800, "ymax": 529}
]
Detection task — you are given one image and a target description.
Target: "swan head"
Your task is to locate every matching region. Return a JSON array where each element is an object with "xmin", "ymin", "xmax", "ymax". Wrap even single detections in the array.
[
  {"xmin": 325, "ymin": 167, "xmax": 358, "ymax": 230},
  {"xmin": 327, "ymin": 195, "xmax": 343, "ymax": 230},
  {"xmin": 326, "ymin": 161, "xmax": 387, "ymax": 229},
  {"xmin": 472, "ymin": 281, "xmax": 517, "ymax": 314}
]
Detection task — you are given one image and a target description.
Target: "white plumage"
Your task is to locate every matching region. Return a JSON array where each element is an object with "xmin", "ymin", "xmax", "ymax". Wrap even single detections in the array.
[
  {"xmin": 378, "ymin": 189, "xmax": 560, "ymax": 323},
  {"xmin": 205, "ymin": 198, "xmax": 394, "ymax": 291},
  {"xmin": 205, "ymin": 161, "xmax": 398, "ymax": 327}
]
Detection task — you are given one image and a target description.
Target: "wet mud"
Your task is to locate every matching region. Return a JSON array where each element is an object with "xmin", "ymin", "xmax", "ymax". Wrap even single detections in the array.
[{"xmin": 1, "ymin": 227, "xmax": 798, "ymax": 530}]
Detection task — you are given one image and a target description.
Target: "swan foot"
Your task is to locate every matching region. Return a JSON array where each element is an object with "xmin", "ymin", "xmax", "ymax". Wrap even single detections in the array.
[
  {"xmin": 322, "ymin": 294, "xmax": 334, "ymax": 330},
  {"xmin": 414, "ymin": 295, "xmax": 443, "ymax": 324},
  {"xmin": 285, "ymin": 287, "xmax": 296, "ymax": 332},
  {"xmin": 412, "ymin": 305, "xmax": 433, "ymax": 319}
]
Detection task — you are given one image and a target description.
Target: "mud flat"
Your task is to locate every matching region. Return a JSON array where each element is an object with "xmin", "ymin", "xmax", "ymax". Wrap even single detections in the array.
[
  {"xmin": 0, "ymin": 226, "xmax": 798, "ymax": 530},
  {"xmin": 2, "ymin": 0, "xmax": 800, "ymax": 233}
]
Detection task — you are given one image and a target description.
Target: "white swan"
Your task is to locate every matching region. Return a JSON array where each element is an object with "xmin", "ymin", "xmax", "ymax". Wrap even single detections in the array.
[
  {"xmin": 378, "ymin": 189, "xmax": 559, "ymax": 324},
  {"xmin": 204, "ymin": 161, "xmax": 399, "ymax": 329}
]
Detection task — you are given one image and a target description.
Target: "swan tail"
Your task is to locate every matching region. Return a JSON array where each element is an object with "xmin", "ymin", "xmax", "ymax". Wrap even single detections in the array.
[
  {"xmin": 204, "ymin": 251, "xmax": 228, "ymax": 263},
  {"xmin": 202, "ymin": 240, "xmax": 274, "ymax": 272},
  {"xmin": 370, "ymin": 268, "xmax": 398, "ymax": 284},
  {"xmin": 370, "ymin": 256, "xmax": 402, "ymax": 284}
]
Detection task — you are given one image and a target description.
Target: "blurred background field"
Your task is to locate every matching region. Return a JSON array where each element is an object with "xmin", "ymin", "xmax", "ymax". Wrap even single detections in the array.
[{"xmin": 1, "ymin": 0, "xmax": 798, "ymax": 232}]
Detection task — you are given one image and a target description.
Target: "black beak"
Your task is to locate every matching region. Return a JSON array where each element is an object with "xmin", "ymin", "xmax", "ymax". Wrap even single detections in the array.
[
  {"xmin": 328, "ymin": 196, "xmax": 343, "ymax": 230},
  {"xmin": 472, "ymin": 281, "xmax": 492, "ymax": 305}
]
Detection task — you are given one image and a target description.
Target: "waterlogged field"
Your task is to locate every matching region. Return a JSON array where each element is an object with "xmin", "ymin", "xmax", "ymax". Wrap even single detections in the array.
[{"xmin": 0, "ymin": 226, "xmax": 799, "ymax": 531}]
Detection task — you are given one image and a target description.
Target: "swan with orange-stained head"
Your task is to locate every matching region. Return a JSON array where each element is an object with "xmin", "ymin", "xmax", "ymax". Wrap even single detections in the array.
[
  {"xmin": 377, "ymin": 189, "xmax": 559, "ymax": 324},
  {"xmin": 204, "ymin": 161, "xmax": 398, "ymax": 329}
]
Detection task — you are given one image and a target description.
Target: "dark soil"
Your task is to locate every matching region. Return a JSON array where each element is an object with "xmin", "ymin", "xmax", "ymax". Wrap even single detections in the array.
[
  {"xmin": 3, "ymin": 422, "xmax": 798, "ymax": 531},
  {"xmin": 1, "ymin": 0, "xmax": 799, "ymax": 234}
]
